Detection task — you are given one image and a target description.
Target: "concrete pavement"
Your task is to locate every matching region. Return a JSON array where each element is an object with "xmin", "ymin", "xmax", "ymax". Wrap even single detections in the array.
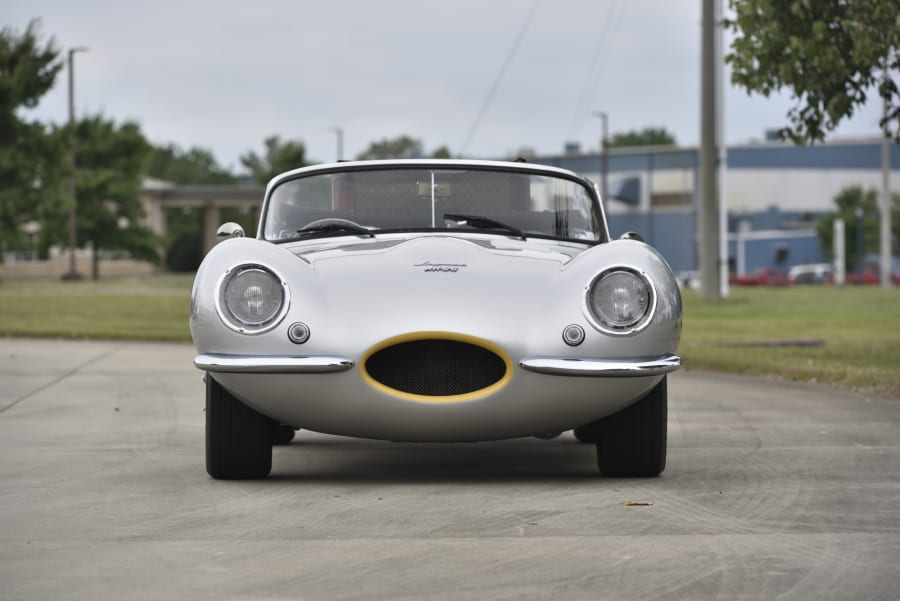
[{"xmin": 1, "ymin": 338, "xmax": 899, "ymax": 600}]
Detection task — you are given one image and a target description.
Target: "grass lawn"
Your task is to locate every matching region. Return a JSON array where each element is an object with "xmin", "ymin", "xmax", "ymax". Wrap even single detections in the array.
[
  {"xmin": 0, "ymin": 274, "xmax": 194, "ymax": 342},
  {"xmin": 680, "ymin": 286, "xmax": 900, "ymax": 397},
  {"xmin": 1, "ymin": 275, "xmax": 898, "ymax": 396}
]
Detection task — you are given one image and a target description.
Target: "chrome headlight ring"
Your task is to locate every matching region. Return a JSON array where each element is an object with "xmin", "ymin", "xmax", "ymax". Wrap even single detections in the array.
[
  {"xmin": 583, "ymin": 266, "xmax": 657, "ymax": 336},
  {"xmin": 214, "ymin": 263, "xmax": 291, "ymax": 334}
]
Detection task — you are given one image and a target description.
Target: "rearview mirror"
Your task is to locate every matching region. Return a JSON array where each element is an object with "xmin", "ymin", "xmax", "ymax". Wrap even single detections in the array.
[{"xmin": 216, "ymin": 222, "xmax": 245, "ymax": 239}]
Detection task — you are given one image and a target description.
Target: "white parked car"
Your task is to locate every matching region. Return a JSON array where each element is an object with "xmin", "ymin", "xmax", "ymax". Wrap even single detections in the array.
[
  {"xmin": 788, "ymin": 263, "xmax": 833, "ymax": 284},
  {"xmin": 190, "ymin": 160, "xmax": 683, "ymax": 479}
]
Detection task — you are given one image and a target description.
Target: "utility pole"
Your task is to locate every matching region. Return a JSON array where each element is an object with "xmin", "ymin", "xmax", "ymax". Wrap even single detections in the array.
[
  {"xmin": 62, "ymin": 47, "xmax": 88, "ymax": 281},
  {"xmin": 699, "ymin": 0, "xmax": 721, "ymax": 299},
  {"xmin": 715, "ymin": 0, "xmax": 729, "ymax": 298},
  {"xmin": 880, "ymin": 88, "xmax": 892, "ymax": 288}
]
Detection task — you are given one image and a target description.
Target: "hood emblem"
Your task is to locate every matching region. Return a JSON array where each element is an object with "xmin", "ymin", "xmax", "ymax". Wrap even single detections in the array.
[{"xmin": 415, "ymin": 261, "xmax": 467, "ymax": 273}]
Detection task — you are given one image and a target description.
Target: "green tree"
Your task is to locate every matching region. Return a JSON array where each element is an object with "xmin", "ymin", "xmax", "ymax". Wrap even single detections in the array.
[
  {"xmin": 45, "ymin": 116, "xmax": 158, "ymax": 279},
  {"xmin": 240, "ymin": 135, "xmax": 308, "ymax": 184},
  {"xmin": 0, "ymin": 20, "xmax": 65, "ymax": 258},
  {"xmin": 144, "ymin": 143, "xmax": 236, "ymax": 185},
  {"xmin": 724, "ymin": 0, "xmax": 900, "ymax": 143},
  {"xmin": 606, "ymin": 127, "xmax": 677, "ymax": 149},
  {"xmin": 430, "ymin": 145, "xmax": 452, "ymax": 159},
  {"xmin": 817, "ymin": 185, "xmax": 900, "ymax": 270},
  {"xmin": 356, "ymin": 135, "xmax": 452, "ymax": 160}
]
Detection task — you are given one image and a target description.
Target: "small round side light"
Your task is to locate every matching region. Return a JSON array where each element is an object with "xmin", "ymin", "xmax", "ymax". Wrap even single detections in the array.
[
  {"xmin": 563, "ymin": 324, "xmax": 585, "ymax": 346},
  {"xmin": 288, "ymin": 322, "xmax": 310, "ymax": 344}
]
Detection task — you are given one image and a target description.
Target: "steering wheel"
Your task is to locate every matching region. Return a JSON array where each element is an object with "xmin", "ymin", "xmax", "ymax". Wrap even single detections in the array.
[{"xmin": 299, "ymin": 218, "xmax": 366, "ymax": 231}]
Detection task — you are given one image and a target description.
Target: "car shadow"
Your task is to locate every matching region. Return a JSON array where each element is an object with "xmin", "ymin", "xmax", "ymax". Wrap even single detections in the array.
[{"xmin": 265, "ymin": 434, "xmax": 607, "ymax": 484}]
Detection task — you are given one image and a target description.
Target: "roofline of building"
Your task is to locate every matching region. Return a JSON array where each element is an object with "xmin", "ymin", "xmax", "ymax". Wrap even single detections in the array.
[
  {"xmin": 535, "ymin": 134, "xmax": 897, "ymax": 162},
  {"xmin": 141, "ymin": 182, "xmax": 265, "ymax": 198}
]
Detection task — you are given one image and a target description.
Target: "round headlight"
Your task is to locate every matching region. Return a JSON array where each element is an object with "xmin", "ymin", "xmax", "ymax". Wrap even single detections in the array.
[
  {"xmin": 587, "ymin": 269, "xmax": 654, "ymax": 333},
  {"xmin": 218, "ymin": 265, "xmax": 288, "ymax": 332}
]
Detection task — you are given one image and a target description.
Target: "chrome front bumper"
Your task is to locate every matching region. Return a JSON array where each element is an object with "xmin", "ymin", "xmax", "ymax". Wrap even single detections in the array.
[
  {"xmin": 518, "ymin": 354, "xmax": 682, "ymax": 377},
  {"xmin": 195, "ymin": 354, "xmax": 354, "ymax": 374},
  {"xmin": 195, "ymin": 352, "xmax": 681, "ymax": 377}
]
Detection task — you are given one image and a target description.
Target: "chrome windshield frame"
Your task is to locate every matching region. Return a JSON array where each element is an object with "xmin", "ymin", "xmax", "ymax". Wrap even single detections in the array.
[{"xmin": 259, "ymin": 160, "xmax": 608, "ymax": 245}]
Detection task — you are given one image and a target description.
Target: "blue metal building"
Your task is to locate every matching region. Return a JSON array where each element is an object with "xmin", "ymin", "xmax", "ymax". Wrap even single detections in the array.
[{"xmin": 532, "ymin": 137, "xmax": 899, "ymax": 274}]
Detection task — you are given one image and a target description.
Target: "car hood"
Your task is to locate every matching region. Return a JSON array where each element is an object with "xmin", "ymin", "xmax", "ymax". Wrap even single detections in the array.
[
  {"xmin": 266, "ymin": 234, "xmax": 594, "ymax": 349},
  {"xmin": 282, "ymin": 233, "xmax": 589, "ymax": 272}
]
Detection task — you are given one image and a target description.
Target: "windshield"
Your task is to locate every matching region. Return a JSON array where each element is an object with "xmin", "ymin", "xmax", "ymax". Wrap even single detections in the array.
[{"xmin": 263, "ymin": 167, "xmax": 603, "ymax": 243}]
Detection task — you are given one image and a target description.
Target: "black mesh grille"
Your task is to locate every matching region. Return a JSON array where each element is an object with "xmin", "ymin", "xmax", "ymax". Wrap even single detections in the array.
[{"xmin": 365, "ymin": 339, "xmax": 507, "ymax": 396}]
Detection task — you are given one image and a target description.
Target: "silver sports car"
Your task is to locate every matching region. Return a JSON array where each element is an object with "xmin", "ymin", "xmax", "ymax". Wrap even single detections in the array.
[{"xmin": 190, "ymin": 159, "xmax": 682, "ymax": 479}]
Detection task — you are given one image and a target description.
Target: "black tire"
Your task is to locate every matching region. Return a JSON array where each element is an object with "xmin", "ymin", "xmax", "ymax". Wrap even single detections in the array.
[
  {"xmin": 273, "ymin": 424, "xmax": 297, "ymax": 445},
  {"xmin": 595, "ymin": 376, "xmax": 667, "ymax": 477},
  {"xmin": 206, "ymin": 375, "xmax": 274, "ymax": 479}
]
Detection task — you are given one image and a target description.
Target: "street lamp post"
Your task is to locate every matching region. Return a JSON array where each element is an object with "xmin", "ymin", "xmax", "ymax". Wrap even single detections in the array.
[
  {"xmin": 330, "ymin": 127, "xmax": 344, "ymax": 161},
  {"xmin": 62, "ymin": 46, "xmax": 88, "ymax": 281},
  {"xmin": 591, "ymin": 111, "xmax": 608, "ymax": 202}
]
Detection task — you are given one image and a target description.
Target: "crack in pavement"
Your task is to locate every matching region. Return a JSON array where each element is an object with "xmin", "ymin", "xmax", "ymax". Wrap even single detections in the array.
[{"xmin": 0, "ymin": 343, "xmax": 125, "ymax": 414}]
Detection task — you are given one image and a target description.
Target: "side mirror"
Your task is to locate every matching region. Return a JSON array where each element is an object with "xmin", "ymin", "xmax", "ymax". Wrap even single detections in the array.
[
  {"xmin": 216, "ymin": 222, "xmax": 245, "ymax": 239},
  {"xmin": 619, "ymin": 231, "xmax": 644, "ymax": 242}
]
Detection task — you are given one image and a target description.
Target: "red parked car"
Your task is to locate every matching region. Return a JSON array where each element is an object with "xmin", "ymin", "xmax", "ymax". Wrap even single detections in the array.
[
  {"xmin": 846, "ymin": 266, "xmax": 900, "ymax": 285},
  {"xmin": 730, "ymin": 267, "xmax": 792, "ymax": 287}
]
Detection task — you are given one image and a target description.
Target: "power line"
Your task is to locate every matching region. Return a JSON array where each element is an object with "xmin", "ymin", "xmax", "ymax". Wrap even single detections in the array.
[
  {"xmin": 566, "ymin": 0, "xmax": 623, "ymax": 142},
  {"xmin": 460, "ymin": 0, "xmax": 540, "ymax": 155}
]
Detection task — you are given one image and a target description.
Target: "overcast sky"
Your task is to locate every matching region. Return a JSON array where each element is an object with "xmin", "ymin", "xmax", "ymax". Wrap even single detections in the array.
[{"xmin": 6, "ymin": 0, "xmax": 887, "ymax": 172}]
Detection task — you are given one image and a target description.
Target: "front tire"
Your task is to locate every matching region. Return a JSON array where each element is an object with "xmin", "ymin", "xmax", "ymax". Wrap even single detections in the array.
[
  {"xmin": 595, "ymin": 376, "xmax": 668, "ymax": 477},
  {"xmin": 273, "ymin": 425, "xmax": 297, "ymax": 445},
  {"xmin": 206, "ymin": 375, "xmax": 274, "ymax": 479}
]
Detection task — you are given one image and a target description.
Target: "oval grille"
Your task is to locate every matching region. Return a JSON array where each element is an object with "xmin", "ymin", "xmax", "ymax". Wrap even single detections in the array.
[{"xmin": 365, "ymin": 339, "xmax": 507, "ymax": 397}]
